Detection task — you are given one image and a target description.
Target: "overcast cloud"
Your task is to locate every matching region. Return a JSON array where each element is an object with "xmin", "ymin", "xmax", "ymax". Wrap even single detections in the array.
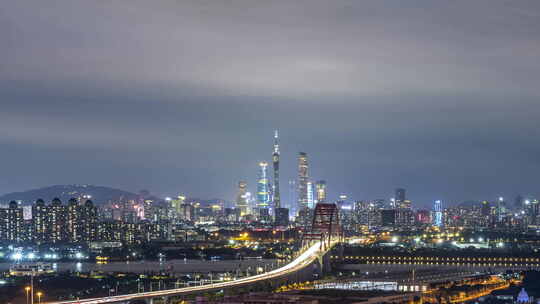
[{"xmin": 1, "ymin": 1, "xmax": 540, "ymax": 207}]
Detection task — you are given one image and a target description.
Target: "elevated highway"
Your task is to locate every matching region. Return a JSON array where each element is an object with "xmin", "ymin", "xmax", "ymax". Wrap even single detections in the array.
[{"xmin": 46, "ymin": 240, "xmax": 336, "ymax": 304}]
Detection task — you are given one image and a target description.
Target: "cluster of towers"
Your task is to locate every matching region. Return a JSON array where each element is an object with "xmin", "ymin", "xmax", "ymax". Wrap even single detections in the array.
[
  {"xmin": 254, "ymin": 131, "xmax": 281, "ymax": 221},
  {"xmin": 0, "ymin": 198, "xmax": 98, "ymax": 243},
  {"xmin": 235, "ymin": 131, "xmax": 281, "ymax": 222},
  {"xmin": 296, "ymin": 152, "xmax": 326, "ymax": 211},
  {"xmin": 235, "ymin": 131, "xmax": 328, "ymax": 225}
]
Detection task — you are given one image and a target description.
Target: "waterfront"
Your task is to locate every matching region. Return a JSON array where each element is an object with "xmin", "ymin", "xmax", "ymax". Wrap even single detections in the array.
[{"xmin": 0, "ymin": 259, "xmax": 277, "ymax": 275}]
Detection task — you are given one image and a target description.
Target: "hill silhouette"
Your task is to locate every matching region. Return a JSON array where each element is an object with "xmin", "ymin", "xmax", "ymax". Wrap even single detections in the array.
[{"xmin": 0, "ymin": 184, "xmax": 138, "ymax": 205}]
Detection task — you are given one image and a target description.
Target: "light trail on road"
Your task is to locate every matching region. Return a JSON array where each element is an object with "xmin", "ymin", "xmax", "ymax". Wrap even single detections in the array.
[{"xmin": 46, "ymin": 241, "xmax": 329, "ymax": 304}]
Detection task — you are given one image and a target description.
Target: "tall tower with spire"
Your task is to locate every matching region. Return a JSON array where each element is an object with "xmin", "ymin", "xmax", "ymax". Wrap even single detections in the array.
[{"xmin": 272, "ymin": 130, "xmax": 281, "ymax": 211}]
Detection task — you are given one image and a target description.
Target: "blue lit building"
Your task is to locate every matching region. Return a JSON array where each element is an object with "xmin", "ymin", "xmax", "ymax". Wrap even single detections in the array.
[
  {"xmin": 433, "ymin": 200, "xmax": 443, "ymax": 227},
  {"xmin": 307, "ymin": 181, "xmax": 314, "ymax": 209},
  {"xmin": 257, "ymin": 162, "xmax": 270, "ymax": 210}
]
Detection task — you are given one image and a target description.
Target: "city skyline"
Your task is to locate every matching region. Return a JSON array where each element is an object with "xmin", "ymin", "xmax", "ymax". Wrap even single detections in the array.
[
  {"xmin": 2, "ymin": 1, "xmax": 540, "ymax": 208},
  {"xmin": 0, "ymin": 130, "xmax": 539, "ymax": 209},
  {"xmin": 0, "ymin": 125, "xmax": 536, "ymax": 210}
]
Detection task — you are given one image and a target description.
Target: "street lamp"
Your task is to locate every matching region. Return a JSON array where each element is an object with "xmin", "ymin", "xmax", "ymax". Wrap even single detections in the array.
[
  {"xmin": 36, "ymin": 292, "xmax": 43, "ymax": 304},
  {"xmin": 24, "ymin": 286, "xmax": 30, "ymax": 304},
  {"xmin": 30, "ymin": 270, "xmax": 35, "ymax": 304}
]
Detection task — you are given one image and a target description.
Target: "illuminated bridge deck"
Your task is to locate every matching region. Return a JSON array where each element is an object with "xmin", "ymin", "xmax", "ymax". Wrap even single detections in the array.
[{"xmin": 46, "ymin": 240, "xmax": 337, "ymax": 304}]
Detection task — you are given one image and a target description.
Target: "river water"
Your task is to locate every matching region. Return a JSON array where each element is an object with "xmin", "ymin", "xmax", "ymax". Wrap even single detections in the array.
[{"xmin": 0, "ymin": 259, "xmax": 278, "ymax": 274}]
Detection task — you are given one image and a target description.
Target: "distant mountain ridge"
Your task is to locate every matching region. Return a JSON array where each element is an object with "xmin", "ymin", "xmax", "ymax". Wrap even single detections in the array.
[{"xmin": 0, "ymin": 184, "xmax": 138, "ymax": 205}]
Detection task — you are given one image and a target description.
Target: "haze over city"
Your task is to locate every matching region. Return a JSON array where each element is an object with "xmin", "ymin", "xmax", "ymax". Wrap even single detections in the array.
[{"xmin": 2, "ymin": 1, "xmax": 540, "ymax": 206}]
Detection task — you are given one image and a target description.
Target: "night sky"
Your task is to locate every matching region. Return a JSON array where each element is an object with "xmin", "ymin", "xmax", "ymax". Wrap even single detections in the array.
[{"xmin": 1, "ymin": 1, "xmax": 540, "ymax": 208}]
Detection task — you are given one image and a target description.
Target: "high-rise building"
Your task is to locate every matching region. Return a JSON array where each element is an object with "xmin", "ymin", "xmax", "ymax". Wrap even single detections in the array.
[
  {"xmin": 288, "ymin": 180, "xmax": 296, "ymax": 214},
  {"xmin": 390, "ymin": 198, "xmax": 396, "ymax": 209},
  {"xmin": 315, "ymin": 180, "xmax": 326, "ymax": 203},
  {"xmin": 244, "ymin": 191, "xmax": 254, "ymax": 215},
  {"xmin": 32, "ymin": 199, "xmax": 47, "ymax": 243},
  {"xmin": 381, "ymin": 209, "xmax": 396, "ymax": 227},
  {"xmin": 496, "ymin": 196, "xmax": 507, "ymax": 222},
  {"xmin": 530, "ymin": 200, "xmax": 540, "ymax": 224},
  {"xmin": 236, "ymin": 181, "xmax": 249, "ymax": 216},
  {"xmin": 396, "ymin": 209, "xmax": 414, "ymax": 227},
  {"xmin": 395, "ymin": 188, "xmax": 406, "ymax": 202},
  {"xmin": 67, "ymin": 198, "xmax": 80, "ymax": 242},
  {"xmin": 515, "ymin": 195, "xmax": 524, "ymax": 211},
  {"xmin": 354, "ymin": 200, "xmax": 384, "ymax": 229},
  {"xmin": 170, "ymin": 195, "xmax": 186, "ymax": 221},
  {"xmin": 307, "ymin": 181, "xmax": 314, "ymax": 209},
  {"xmin": 259, "ymin": 207, "xmax": 270, "ymax": 222},
  {"xmin": 257, "ymin": 162, "xmax": 270, "ymax": 210},
  {"xmin": 297, "ymin": 207, "xmax": 313, "ymax": 227},
  {"xmin": 337, "ymin": 194, "xmax": 352, "ymax": 210},
  {"xmin": 180, "ymin": 203, "xmax": 195, "ymax": 222},
  {"xmin": 0, "ymin": 201, "xmax": 24, "ymax": 242},
  {"xmin": 80, "ymin": 199, "xmax": 98, "ymax": 242},
  {"xmin": 415, "ymin": 210, "xmax": 431, "ymax": 225},
  {"xmin": 481, "ymin": 200, "xmax": 491, "ymax": 216},
  {"xmin": 224, "ymin": 207, "xmax": 240, "ymax": 222},
  {"xmin": 49, "ymin": 198, "xmax": 67, "ymax": 242},
  {"xmin": 395, "ymin": 188, "xmax": 411, "ymax": 209},
  {"xmin": 272, "ymin": 130, "xmax": 281, "ymax": 211},
  {"xmin": 30, "ymin": 198, "xmax": 69, "ymax": 243},
  {"xmin": 297, "ymin": 152, "xmax": 309, "ymax": 212},
  {"xmin": 373, "ymin": 199, "xmax": 386, "ymax": 210},
  {"xmin": 122, "ymin": 208, "xmax": 138, "ymax": 224},
  {"xmin": 275, "ymin": 208, "xmax": 289, "ymax": 227},
  {"xmin": 399, "ymin": 199, "xmax": 412, "ymax": 209},
  {"xmin": 433, "ymin": 200, "xmax": 443, "ymax": 227},
  {"xmin": 66, "ymin": 198, "xmax": 98, "ymax": 242}
]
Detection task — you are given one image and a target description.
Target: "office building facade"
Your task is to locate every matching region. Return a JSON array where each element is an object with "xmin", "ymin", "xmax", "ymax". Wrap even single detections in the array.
[
  {"xmin": 257, "ymin": 162, "xmax": 270, "ymax": 210},
  {"xmin": 272, "ymin": 130, "xmax": 281, "ymax": 211},
  {"xmin": 297, "ymin": 152, "xmax": 309, "ymax": 212}
]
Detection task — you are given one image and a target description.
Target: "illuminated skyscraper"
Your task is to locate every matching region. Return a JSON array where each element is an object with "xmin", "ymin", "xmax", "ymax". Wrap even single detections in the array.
[
  {"xmin": 337, "ymin": 194, "xmax": 349, "ymax": 208},
  {"xmin": 245, "ymin": 191, "xmax": 253, "ymax": 214},
  {"xmin": 395, "ymin": 188, "xmax": 411, "ymax": 209},
  {"xmin": 236, "ymin": 181, "xmax": 249, "ymax": 216},
  {"xmin": 272, "ymin": 130, "xmax": 281, "ymax": 211},
  {"xmin": 257, "ymin": 162, "xmax": 270, "ymax": 209},
  {"xmin": 496, "ymin": 196, "xmax": 507, "ymax": 222},
  {"xmin": 395, "ymin": 188, "xmax": 406, "ymax": 202},
  {"xmin": 433, "ymin": 200, "xmax": 443, "ymax": 227},
  {"xmin": 297, "ymin": 152, "xmax": 309, "ymax": 211},
  {"xmin": 170, "ymin": 195, "xmax": 186, "ymax": 221},
  {"xmin": 393, "ymin": 189, "xmax": 412, "ymax": 227},
  {"xmin": 288, "ymin": 179, "xmax": 296, "ymax": 215},
  {"xmin": 315, "ymin": 180, "xmax": 326, "ymax": 203},
  {"xmin": 307, "ymin": 181, "xmax": 314, "ymax": 209}
]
